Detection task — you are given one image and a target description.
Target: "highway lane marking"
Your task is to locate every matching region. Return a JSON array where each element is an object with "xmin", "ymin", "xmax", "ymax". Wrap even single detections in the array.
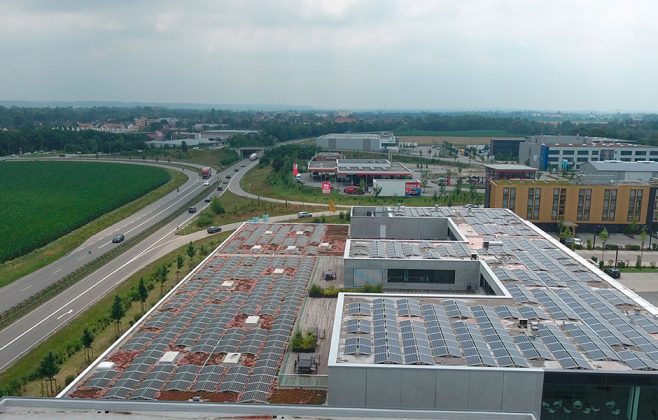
[
  {"xmin": 52, "ymin": 267, "xmax": 62, "ymax": 275},
  {"xmin": 123, "ymin": 185, "xmax": 203, "ymax": 236},
  {"xmin": 19, "ymin": 285, "xmax": 32, "ymax": 292},
  {"xmin": 56, "ymin": 309, "xmax": 73, "ymax": 320},
  {"xmin": 0, "ymin": 219, "xmax": 192, "ymax": 355},
  {"xmin": 98, "ymin": 242, "xmax": 111, "ymax": 249}
]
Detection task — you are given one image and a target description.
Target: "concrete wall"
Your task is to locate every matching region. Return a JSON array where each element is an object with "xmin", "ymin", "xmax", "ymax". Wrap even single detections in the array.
[
  {"xmin": 328, "ymin": 365, "xmax": 543, "ymax": 418},
  {"xmin": 350, "ymin": 215, "xmax": 450, "ymax": 240},
  {"xmin": 343, "ymin": 258, "xmax": 481, "ymax": 291}
]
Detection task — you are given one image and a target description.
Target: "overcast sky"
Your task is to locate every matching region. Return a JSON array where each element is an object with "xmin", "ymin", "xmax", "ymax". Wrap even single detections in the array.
[{"xmin": 1, "ymin": 0, "xmax": 657, "ymax": 111}]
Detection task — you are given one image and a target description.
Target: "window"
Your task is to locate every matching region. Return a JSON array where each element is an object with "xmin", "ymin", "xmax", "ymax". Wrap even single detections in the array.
[
  {"xmin": 388, "ymin": 269, "xmax": 455, "ymax": 284},
  {"xmin": 628, "ymin": 189, "xmax": 643, "ymax": 222},
  {"xmin": 591, "ymin": 150, "xmax": 599, "ymax": 155},
  {"xmin": 502, "ymin": 187, "xmax": 516, "ymax": 211},
  {"xmin": 602, "ymin": 189, "xmax": 617, "ymax": 221},
  {"xmin": 551, "ymin": 188, "xmax": 566, "ymax": 221},
  {"xmin": 635, "ymin": 151, "xmax": 646, "ymax": 156},
  {"xmin": 562, "ymin": 150, "xmax": 574, "ymax": 155},
  {"xmin": 577, "ymin": 189, "xmax": 592, "ymax": 221},
  {"xmin": 650, "ymin": 151, "xmax": 658, "ymax": 156},
  {"xmin": 577, "ymin": 157, "xmax": 589, "ymax": 162},
  {"xmin": 577, "ymin": 150, "xmax": 589, "ymax": 155},
  {"xmin": 620, "ymin": 150, "xmax": 632, "ymax": 156},
  {"xmin": 549, "ymin": 157, "xmax": 559, "ymax": 162},
  {"xmin": 527, "ymin": 188, "xmax": 541, "ymax": 220},
  {"xmin": 548, "ymin": 149, "xmax": 559, "ymax": 155},
  {"xmin": 621, "ymin": 158, "xmax": 632, "ymax": 162}
]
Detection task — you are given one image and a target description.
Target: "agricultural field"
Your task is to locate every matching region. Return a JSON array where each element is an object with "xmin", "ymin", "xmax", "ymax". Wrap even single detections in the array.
[{"xmin": 0, "ymin": 161, "xmax": 170, "ymax": 262}]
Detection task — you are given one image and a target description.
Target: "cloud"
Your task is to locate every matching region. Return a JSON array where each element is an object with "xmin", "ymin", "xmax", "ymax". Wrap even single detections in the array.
[{"xmin": 0, "ymin": 0, "xmax": 657, "ymax": 111}]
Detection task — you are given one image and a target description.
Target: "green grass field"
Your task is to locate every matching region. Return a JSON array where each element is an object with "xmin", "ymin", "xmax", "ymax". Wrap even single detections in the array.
[
  {"xmin": 396, "ymin": 129, "xmax": 522, "ymax": 137},
  {"xmin": 0, "ymin": 161, "xmax": 170, "ymax": 263}
]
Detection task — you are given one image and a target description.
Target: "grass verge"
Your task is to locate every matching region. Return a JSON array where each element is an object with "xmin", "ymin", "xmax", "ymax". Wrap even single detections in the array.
[
  {"xmin": 0, "ymin": 169, "xmax": 186, "ymax": 289},
  {"xmin": 241, "ymin": 166, "xmax": 482, "ymax": 207},
  {"xmin": 177, "ymin": 190, "xmax": 325, "ymax": 235},
  {"xmin": 0, "ymin": 233, "xmax": 230, "ymax": 397}
]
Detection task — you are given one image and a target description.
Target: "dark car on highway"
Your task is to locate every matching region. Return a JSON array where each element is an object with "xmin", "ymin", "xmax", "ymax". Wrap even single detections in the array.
[
  {"xmin": 225, "ymin": 175, "xmax": 231, "ymax": 179},
  {"xmin": 112, "ymin": 234, "xmax": 125, "ymax": 243},
  {"xmin": 188, "ymin": 207, "xmax": 197, "ymax": 213},
  {"xmin": 217, "ymin": 186, "xmax": 223, "ymax": 191},
  {"xmin": 604, "ymin": 267, "xmax": 621, "ymax": 279},
  {"xmin": 207, "ymin": 226, "xmax": 222, "ymax": 234}
]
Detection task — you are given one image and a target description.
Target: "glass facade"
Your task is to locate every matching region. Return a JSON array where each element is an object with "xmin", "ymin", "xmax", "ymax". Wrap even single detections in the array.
[
  {"xmin": 577, "ymin": 189, "xmax": 592, "ymax": 221},
  {"xmin": 602, "ymin": 189, "xmax": 617, "ymax": 221},
  {"xmin": 552, "ymin": 188, "xmax": 567, "ymax": 221},
  {"xmin": 387, "ymin": 269, "xmax": 455, "ymax": 284},
  {"xmin": 503, "ymin": 187, "xmax": 516, "ymax": 211},
  {"xmin": 527, "ymin": 188, "xmax": 541, "ymax": 221},
  {"xmin": 628, "ymin": 189, "xmax": 643, "ymax": 222},
  {"xmin": 542, "ymin": 372, "xmax": 658, "ymax": 420}
]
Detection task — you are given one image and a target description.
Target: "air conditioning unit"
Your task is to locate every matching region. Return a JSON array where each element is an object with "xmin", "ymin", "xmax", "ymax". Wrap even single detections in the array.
[{"xmin": 518, "ymin": 318, "xmax": 529, "ymax": 329}]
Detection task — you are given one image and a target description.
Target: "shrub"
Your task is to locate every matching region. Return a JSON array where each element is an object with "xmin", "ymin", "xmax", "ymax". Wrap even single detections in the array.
[
  {"xmin": 195, "ymin": 213, "xmax": 213, "ymax": 227},
  {"xmin": 599, "ymin": 261, "xmax": 604, "ymax": 270},
  {"xmin": 651, "ymin": 261, "xmax": 656, "ymax": 269},
  {"xmin": 361, "ymin": 283, "xmax": 384, "ymax": 293},
  {"xmin": 586, "ymin": 239, "xmax": 592, "ymax": 250},
  {"xmin": 618, "ymin": 261, "xmax": 626, "ymax": 268},
  {"xmin": 604, "ymin": 244, "xmax": 618, "ymax": 250},
  {"xmin": 636, "ymin": 255, "xmax": 642, "ymax": 269},
  {"xmin": 309, "ymin": 284, "xmax": 324, "ymax": 297},
  {"xmin": 591, "ymin": 256, "xmax": 598, "ymax": 262},
  {"xmin": 624, "ymin": 244, "xmax": 641, "ymax": 251}
]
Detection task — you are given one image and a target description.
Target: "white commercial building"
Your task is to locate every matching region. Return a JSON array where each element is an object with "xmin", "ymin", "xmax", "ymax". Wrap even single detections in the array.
[{"xmin": 317, "ymin": 132, "xmax": 397, "ymax": 152}]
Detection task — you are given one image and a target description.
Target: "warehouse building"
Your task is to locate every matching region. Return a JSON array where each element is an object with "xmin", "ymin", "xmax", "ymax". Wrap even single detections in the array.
[
  {"xmin": 316, "ymin": 132, "xmax": 398, "ymax": 152},
  {"xmin": 329, "ymin": 206, "xmax": 658, "ymax": 419},
  {"xmin": 579, "ymin": 160, "xmax": 658, "ymax": 183},
  {"xmin": 517, "ymin": 135, "xmax": 658, "ymax": 170}
]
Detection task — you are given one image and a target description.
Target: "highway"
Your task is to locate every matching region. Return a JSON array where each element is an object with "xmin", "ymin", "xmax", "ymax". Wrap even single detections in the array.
[{"xmin": 0, "ymin": 158, "xmax": 249, "ymax": 372}]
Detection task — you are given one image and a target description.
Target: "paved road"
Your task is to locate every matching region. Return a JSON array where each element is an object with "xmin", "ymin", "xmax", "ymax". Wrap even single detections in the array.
[
  {"xmin": 0, "ymin": 161, "xmax": 207, "ymax": 315},
  {"xmin": 0, "ymin": 159, "xmax": 248, "ymax": 372}
]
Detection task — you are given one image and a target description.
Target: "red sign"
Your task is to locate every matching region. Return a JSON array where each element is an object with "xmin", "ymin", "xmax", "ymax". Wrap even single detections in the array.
[
  {"xmin": 321, "ymin": 181, "xmax": 331, "ymax": 194},
  {"xmin": 293, "ymin": 162, "xmax": 299, "ymax": 177}
]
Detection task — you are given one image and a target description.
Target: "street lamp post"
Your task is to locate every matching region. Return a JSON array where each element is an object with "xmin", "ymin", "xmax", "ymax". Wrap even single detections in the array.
[{"xmin": 615, "ymin": 245, "xmax": 620, "ymax": 268}]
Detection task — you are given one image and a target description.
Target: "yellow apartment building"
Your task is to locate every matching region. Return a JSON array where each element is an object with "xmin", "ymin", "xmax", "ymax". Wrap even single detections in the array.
[{"xmin": 488, "ymin": 179, "xmax": 658, "ymax": 233}]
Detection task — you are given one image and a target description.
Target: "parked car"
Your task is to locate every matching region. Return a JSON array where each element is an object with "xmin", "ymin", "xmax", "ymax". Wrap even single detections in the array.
[
  {"xmin": 112, "ymin": 234, "xmax": 125, "ymax": 243},
  {"xmin": 564, "ymin": 237, "xmax": 582, "ymax": 247},
  {"xmin": 343, "ymin": 185, "xmax": 361, "ymax": 194},
  {"xmin": 297, "ymin": 211, "xmax": 312, "ymax": 218},
  {"xmin": 207, "ymin": 226, "xmax": 222, "ymax": 234},
  {"xmin": 205, "ymin": 196, "xmax": 212, "ymax": 202},
  {"xmin": 604, "ymin": 267, "xmax": 621, "ymax": 279},
  {"xmin": 188, "ymin": 207, "xmax": 197, "ymax": 213}
]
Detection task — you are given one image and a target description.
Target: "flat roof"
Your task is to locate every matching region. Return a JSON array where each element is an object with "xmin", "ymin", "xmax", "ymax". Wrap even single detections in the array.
[
  {"xmin": 583, "ymin": 160, "xmax": 658, "ymax": 172},
  {"xmin": 334, "ymin": 207, "xmax": 658, "ymax": 372},
  {"xmin": 483, "ymin": 164, "xmax": 538, "ymax": 172},
  {"xmin": 308, "ymin": 159, "xmax": 413, "ymax": 176},
  {"xmin": 66, "ymin": 223, "xmax": 347, "ymax": 403}
]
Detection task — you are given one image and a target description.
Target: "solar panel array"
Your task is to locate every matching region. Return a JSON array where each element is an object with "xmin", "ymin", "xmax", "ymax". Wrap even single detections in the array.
[
  {"xmin": 79, "ymin": 255, "xmax": 314, "ymax": 402},
  {"xmin": 349, "ymin": 240, "xmax": 472, "ymax": 259},
  {"xmin": 218, "ymin": 223, "xmax": 334, "ymax": 256}
]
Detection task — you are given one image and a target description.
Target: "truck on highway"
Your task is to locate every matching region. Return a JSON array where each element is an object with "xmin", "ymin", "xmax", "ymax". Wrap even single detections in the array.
[
  {"xmin": 200, "ymin": 167, "xmax": 211, "ymax": 179},
  {"xmin": 249, "ymin": 153, "xmax": 258, "ymax": 161}
]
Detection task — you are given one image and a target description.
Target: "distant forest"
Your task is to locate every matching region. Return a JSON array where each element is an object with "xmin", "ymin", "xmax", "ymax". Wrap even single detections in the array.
[{"xmin": 1, "ymin": 106, "xmax": 658, "ymax": 156}]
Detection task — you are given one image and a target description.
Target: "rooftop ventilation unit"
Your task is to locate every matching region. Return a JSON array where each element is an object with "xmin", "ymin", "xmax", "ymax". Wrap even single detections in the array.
[
  {"xmin": 223, "ymin": 353, "xmax": 241, "ymax": 364},
  {"xmin": 159, "ymin": 351, "xmax": 180, "ymax": 364}
]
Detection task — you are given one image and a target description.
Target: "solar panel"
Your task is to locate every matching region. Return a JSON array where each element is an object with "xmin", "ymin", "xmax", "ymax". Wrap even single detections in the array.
[
  {"xmin": 344, "ymin": 337, "xmax": 372, "ymax": 355},
  {"xmin": 346, "ymin": 319, "xmax": 372, "ymax": 334},
  {"xmin": 538, "ymin": 324, "xmax": 592, "ymax": 370},
  {"xmin": 454, "ymin": 321, "xmax": 497, "ymax": 367},
  {"xmin": 399, "ymin": 320, "xmax": 434, "ymax": 365},
  {"xmin": 563, "ymin": 323, "xmax": 620, "ymax": 362},
  {"xmin": 513, "ymin": 335, "xmax": 554, "ymax": 361}
]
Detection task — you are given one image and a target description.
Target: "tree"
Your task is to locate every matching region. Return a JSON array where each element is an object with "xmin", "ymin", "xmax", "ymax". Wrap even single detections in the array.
[
  {"xmin": 639, "ymin": 228, "xmax": 649, "ymax": 266},
  {"xmin": 181, "ymin": 140, "xmax": 188, "ymax": 153},
  {"xmin": 110, "ymin": 296, "xmax": 126, "ymax": 336},
  {"xmin": 81, "ymin": 327, "xmax": 95, "ymax": 362},
  {"xmin": 211, "ymin": 198, "xmax": 225, "ymax": 215},
  {"xmin": 186, "ymin": 242, "xmax": 196, "ymax": 260},
  {"xmin": 176, "ymin": 254, "xmax": 184, "ymax": 281},
  {"xmin": 39, "ymin": 351, "xmax": 60, "ymax": 396},
  {"xmin": 137, "ymin": 277, "xmax": 148, "ymax": 312},
  {"xmin": 155, "ymin": 264, "xmax": 170, "ymax": 295},
  {"xmin": 599, "ymin": 227, "xmax": 609, "ymax": 263}
]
